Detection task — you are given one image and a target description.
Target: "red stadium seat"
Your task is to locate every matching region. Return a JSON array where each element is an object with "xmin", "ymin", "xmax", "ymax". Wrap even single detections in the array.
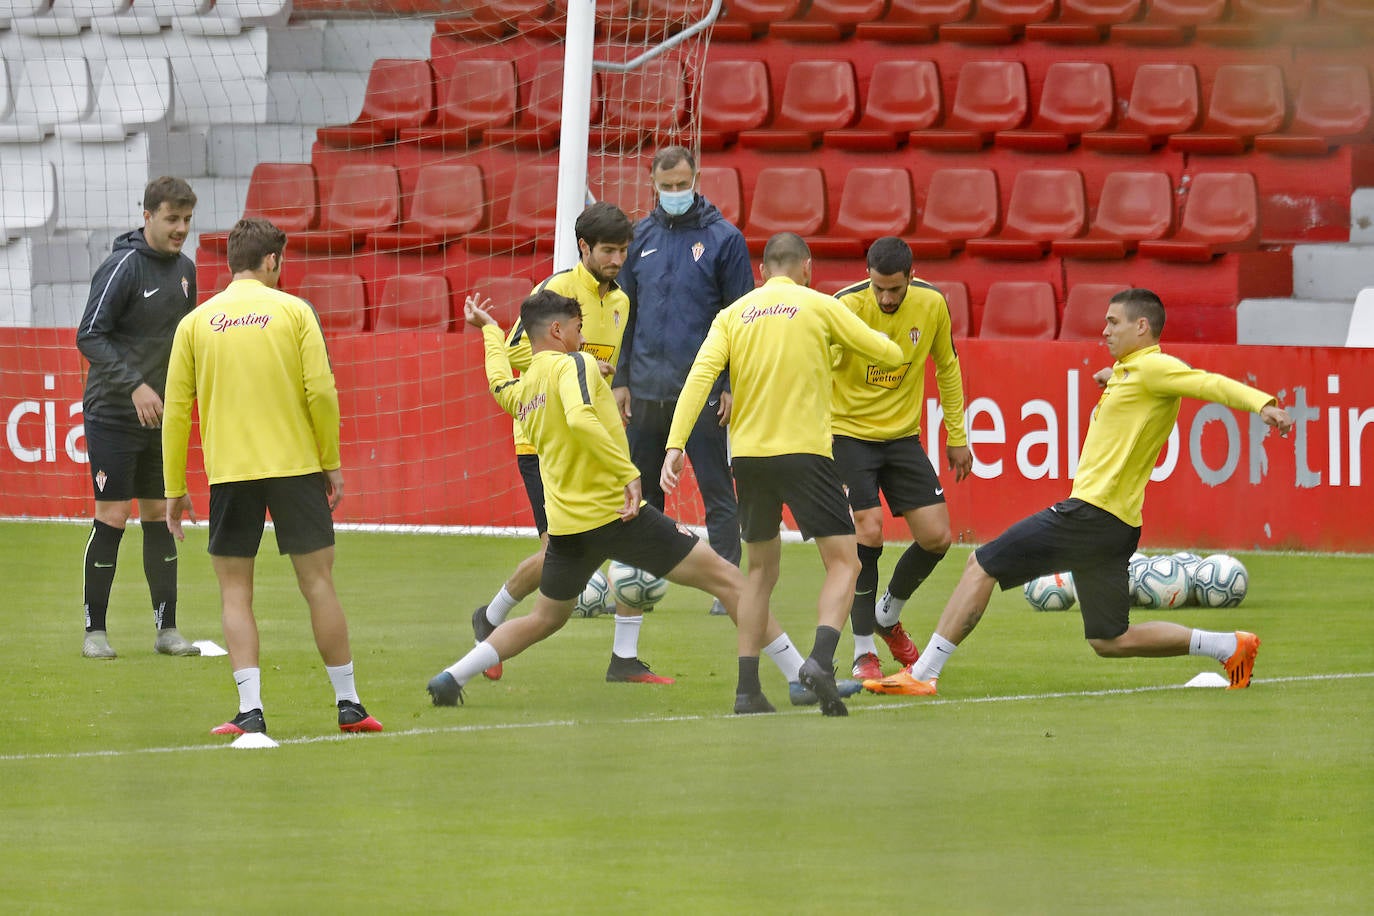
[
  {"xmin": 397, "ymin": 59, "xmax": 516, "ymax": 149},
  {"xmin": 374, "ymin": 275, "xmax": 453, "ymax": 332},
  {"xmin": 289, "ymin": 163, "xmax": 400, "ymax": 255},
  {"xmin": 199, "ymin": 163, "xmax": 317, "ymax": 254},
  {"xmin": 743, "ymin": 167, "xmax": 828, "ymax": 254},
  {"xmin": 470, "ymin": 275, "xmax": 535, "ymax": 328},
  {"xmin": 1053, "ymin": 171, "xmax": 1174, "ymax": 259},
  {"xmin": 770, "ymin": 0, "xmax": 888, "ymax": 41},
  {"xmin": 1058, "ymin": 283, "xmax": 1129, "ymax": 339},
  {"xmin": 1025, "ymin": 0, "xmax": 1143, "ymax": 42},
  {"xmin": 824, "ymin": 59, "xmax": 942, "ymax": 151},
  {"xmin": 591, "ymin": 60, "xmax": 686, "ymax": 149},
  {"xmin": 464, "ymin": 163, "xmax": 558, "ymax": 254},
  {"xmin": 930, "ymin": 280, "xmax": 971, "ymax": 337},
  {"xmin": 996, "ymin": 61, "xmax": 1115, "ymax": 152},
  {"xmin": 1111, "ymin": 0, "xmax": 1227, "ymax": 43},
  {"xmin": 939, "ymin": 0, "xmax": 1056, "ymax": 43},
  {"xmin": 297, "ymin": 273, "xmax": 368, "ymax": 333},
  {"xmin": 698, "ymin": 166, "xmax": 743, "ymax": 225},
  {"xmin": 910, "ymin": 168, "xmax": 1000, "ymax": 258},
  {"xmin": 697, "ymin": 59, "xmax": 772, "ymax": 151},
  {"xmin": 909, "ymin": 60, "xmax": 1028, "ymax": 151},
  {"xmin": 979, "ymin": 281, "xmax": 1058, "ymax": 339},
  {"xmin": 1082, "ymin": 63, "xmax": 1200, "ymax": 154},
  {"xmin": 589, "ymin": 160, "xmax": 656, "ymax": 220},
  {"xmin": 738, "ymin": 60, "xmax": 858, "ymax": 151},
  {"xmin": 854, "ymin": 0, "xmax": 972, "ymax": 42},
  {"xmin": 1137, "ymin": 172, "xmax": 1260, "ymax": 261},
  {"xmin": 315, "ymin": 59, "xmax": 434, "ymax": 149},
  {"xmin": 1168, "ymin": 65, "xmax": 1286, "ymax": 154},
  {"xmin": 1196, "ymin": 0, "xmax": 1313, "ymax": 44},
  {"xmin": 966, "ymin": 170, "xmax": 1087, "ymax": 260},
  {"xmin": 810, "ymin": 168, "xmax": 915, "ymax": 258},
  {"xmin": 711, "ymin": 0, "xmax": 804, "ymax": 40},
  {"xmin": 1254, "ymin": 65, "xmax": 1373, "ymax": 155},
  {"xmin": 434, "ymin": 1, "xmax": 550, "ymax": 41},
  {"xmin": 366, "ymin": 163, "xmax": 486, "ymax": 254},
  {"xmin": 485, "ymin": 62, "xmax": 599, "ymax": 149}
]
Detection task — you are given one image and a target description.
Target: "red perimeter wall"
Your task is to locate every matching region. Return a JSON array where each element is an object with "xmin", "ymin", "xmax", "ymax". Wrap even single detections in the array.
[{"xmin": 2, "ymin": 328, "xmax": 1370, "ymax": 552}]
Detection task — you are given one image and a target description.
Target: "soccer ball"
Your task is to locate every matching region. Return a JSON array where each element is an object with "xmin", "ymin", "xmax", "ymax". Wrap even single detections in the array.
[
  {"xmin": 573, "ymin": 569, "xmax": 614, "ymax": 618},
  {"xmin": 1132, "ymin": 555, "xmax": 1191, "ymax": 609},
  {"xmin": 1024, "ymin": 572, "xmax": 1077, "ymax": 611},
  {"xmin": 1128, "ymin": 554, "xmax": 1151, "ymax": 601},
  {"xmin": 1172, "ymin": 552, "xmax": 1204, "ymax": 605},
  {"xmin": 1192, "ymin": 554, "xmax": 1249, "ymax": 608},
  {"xmin": 607, "ymin": 561, "xmax": 668, "ymax": 612}
]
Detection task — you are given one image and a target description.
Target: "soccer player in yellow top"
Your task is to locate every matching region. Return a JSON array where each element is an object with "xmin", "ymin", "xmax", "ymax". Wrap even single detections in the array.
[
  {"xmin": 831, "ymin": 237, "xmax": 973, "ymax": 682},
  {"xmin": 429, "ymin": 290, "xmax": 813, "ymax": 714},
  {"xmin": 867, "ymin": 288, "xmax": 1294, "ymax": 697},
  {"xmin": 662, "ymin": 233, "xmax": 905, "ymax": 716},
  {"xmin": 470, "ymin": 202, "xmax": 675, "ymax": 686},
  {"xmin": 162, "ymin": 217, "xmax": 381, "ymax": 736}
]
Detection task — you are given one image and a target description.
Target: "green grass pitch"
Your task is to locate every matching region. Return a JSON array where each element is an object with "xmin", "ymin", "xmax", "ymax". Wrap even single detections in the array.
[{"xmin": 2, "ymin": 520, "xmax": 1371, "ymax": 913}]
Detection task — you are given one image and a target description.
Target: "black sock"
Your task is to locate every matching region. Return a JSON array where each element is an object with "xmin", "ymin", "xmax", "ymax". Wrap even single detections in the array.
[
  {"xmin": 889, "ymin": 543, "xmax": 947, "ymax": 601},
  {"xmin": 736, "ymin": 656, "xmax": 761, "ymax": 695},
  {"xmin": 809, "ymin": 625, "xmax": 841, "ymax": 668},
  {"xmin": 851, "ymin": 543, "xmax": 882, "ymax": 637},
  {"xmin": 83, "ymin": 520, "xmax": 124, "ymax": 632},
  {"xmin": 142, "ymin": 520, "xmax": 178, "ymax": 629}
]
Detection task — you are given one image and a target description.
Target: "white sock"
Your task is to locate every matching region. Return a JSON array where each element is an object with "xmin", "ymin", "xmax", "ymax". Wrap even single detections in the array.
[
  {"xmin": 612, "ymin": 613, "xmax": 643, "ymax": 659},
  {"xmin": 875, "ymin": 592, "xmax": 906, "ymax": 628},
  {"xmin": 486, "ymin": 586, "xmax": 520, "ymax": 626},
  {"xmin": 910, "ymin": 634, "xmax": 958, "ymax": 681},
  {"xmin": 854, "ymin": 633, "xmax": 878, "ymax": 658},
  {"xmin": 232, "ymin": 667, "xmax": 262, "ymax": 713},
  {"xmin": 325, "ymin": 661, "xmax": 360, "ymax": 704},
  {"xmin": 763, "ymin": 633, "xmax": 804, "ymax": 682},
  {"xmin": 1189, "ymin": 629, "xmax": 1238, "ymax": 664},
  {"xmin": 445, "ymin": 642, "xmax": 501, "ymax": 687}
]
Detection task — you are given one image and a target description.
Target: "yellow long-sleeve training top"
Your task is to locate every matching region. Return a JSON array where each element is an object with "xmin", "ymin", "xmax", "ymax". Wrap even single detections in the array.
[
  {"xmin": 163, "ymin": 278, "xmax": 340, "ymax": 497},
  {"xmin": 667, "ymin": 276, "xmax": 904, "ymax": 459},
  {"xmin": 831, "ymin": 277, "xmax": 967, "ymax": 445},
  {"xmin": 1071, "ymin": 345, "xmax": 1276, "ymax": 527},
  {"xmin": 482, "ymin": 324, "xmax": 640, "ymax": 536}
]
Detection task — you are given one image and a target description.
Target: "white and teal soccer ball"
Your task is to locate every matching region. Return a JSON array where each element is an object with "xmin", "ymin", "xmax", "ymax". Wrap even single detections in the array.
[
  {"xmin": 607, "ymin": 561, "xmax": 668, "ymax": 612},
  {"xmin": 1192, "ymin": 554, "xmax": 1248, "ymax": 608},
  {"xmin": 1172, "ymin": 552, "xmax": 1204, "ymax": 605},
  {"xmin": 1132, "ymin": 555, "xmax": 1191, "ymax": 609},
  {"xmin": 1024, "ymin": 571, "xmax": 1077, "ymax": 611},
  {"xmin": 1128, "ymin": 554, "xmax": 1151, "ymax": 601},
  {"xmin": 573, "ymin": 570, "xmax": 614, "ymax": 618}
]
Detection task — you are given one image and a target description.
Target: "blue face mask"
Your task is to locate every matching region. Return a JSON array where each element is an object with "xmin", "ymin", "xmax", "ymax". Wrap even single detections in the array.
[{"xmin": 659, "ymin": 188, "xmax": 695, "ymax": 216}]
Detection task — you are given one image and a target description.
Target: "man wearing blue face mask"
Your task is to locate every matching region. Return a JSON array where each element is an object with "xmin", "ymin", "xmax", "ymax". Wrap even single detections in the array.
[{"xmin": 612, "ymin": 146, "xmax": 755, "ymax": 619}]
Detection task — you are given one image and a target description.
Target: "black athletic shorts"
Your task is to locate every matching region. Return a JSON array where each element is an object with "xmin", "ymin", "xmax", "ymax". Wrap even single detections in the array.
[
  {"xmin": 83, "ymin": 417, "xmax": 164, "ymax": 502},
  {"xmin": 975, "ymin": 498, "xmax": 1141, "ymax": 640},
  {"xmin": 518, "ymin": 454, "xmax": 548, "ymax": 535},
  {"xmin": 732, "ymin": 453, "xmax": 855, "ymax": 543},
  {"xmin": 832, "ymin": 434, "xmax": 946, "ymax": 515},
  {"xmin": 541, "ymin": 505, "xmax": 698, "ymax": 602},
  {"xmin": 208, "ymin": 473, "xmax": 335, "ymax": 558}
]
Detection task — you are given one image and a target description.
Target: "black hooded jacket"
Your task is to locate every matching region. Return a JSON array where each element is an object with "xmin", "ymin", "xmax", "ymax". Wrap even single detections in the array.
[{"xmin": 76, "ymin": 228, "xmax": 197, "ymax": 429}]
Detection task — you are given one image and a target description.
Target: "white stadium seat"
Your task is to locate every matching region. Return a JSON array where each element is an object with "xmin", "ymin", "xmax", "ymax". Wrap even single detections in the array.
[
  {"xmin": 56, "ymin": 57, "xmax": 173, "ymax": 141},
  {"xmin": 0, "ymin": 57, "xmax": 92, "ymax": 142}
]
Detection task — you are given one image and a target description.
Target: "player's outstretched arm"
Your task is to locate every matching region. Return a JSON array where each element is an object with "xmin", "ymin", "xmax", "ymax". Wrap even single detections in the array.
[{"xmin": 1260, "ymin": 404, "xmax": 1294, "ymax": 437}]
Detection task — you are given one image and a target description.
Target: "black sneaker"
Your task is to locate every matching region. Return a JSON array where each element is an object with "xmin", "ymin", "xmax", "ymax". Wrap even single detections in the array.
[
  {"xmin": 427, "ymin": 671, "xmax": 465, "ymax": 707},
  {"xmin": 471, "ymin": 606, "xmax": 503, "ymax": 681},
  {"xmin": 338, "ymin": 700, "xmax": 383, "ymax": 733},
  {"xmin": 605, "ymin": 656, "xmax": 676, "ymax": 684},
  {"xmin": 211, "ymin": 708, "xmax": 266, "ymax": 735},
  {"xmin": 798, "ymin": 658, "xmax": 849, "ymax": 717},
  {"xmin": 733, "ymin": 692, "xmax": 776, "ymax": 715}
]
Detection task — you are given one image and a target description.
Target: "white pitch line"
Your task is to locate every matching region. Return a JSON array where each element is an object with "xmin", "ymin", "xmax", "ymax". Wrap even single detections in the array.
[{"xmin": 3, "ymin": 671, "xmax": 1370, "ymax": 764}]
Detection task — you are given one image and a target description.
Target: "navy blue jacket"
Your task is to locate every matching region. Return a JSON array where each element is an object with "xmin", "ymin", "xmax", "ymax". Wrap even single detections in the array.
[{"xmin": 613, "ymin": 195, "xmax": 754, "ymax": 401}]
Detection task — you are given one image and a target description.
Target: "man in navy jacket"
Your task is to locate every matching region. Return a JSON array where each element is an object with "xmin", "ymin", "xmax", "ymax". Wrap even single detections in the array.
[{"xmin": 613, "ymin": 147, "xmax": 754, "ymax": 613}]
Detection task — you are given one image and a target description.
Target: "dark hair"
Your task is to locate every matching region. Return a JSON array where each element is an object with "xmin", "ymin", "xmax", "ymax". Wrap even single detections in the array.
[
  {"xmin": 226, "ymin": 217, "xmax": 287, "ymax": 274},
  {"xmin": 576, "ymin": 201, "xmax": 633, "ymax": 249},
  {"xmin": 520, "ymin": 289, "xmax": 582, "ymax": 338},
  {"xmin": 650, "ymin": 145, "xmax": 696, "ymax": 175},
  {"xmin": 143, "ymin": 176, "xmax": 197, "ymax": 214},
  {"xmin": 1110, "ymin": 288, "xmax": 1166, "ymax": 338},
  {"xmin": 762, "ymin": 232, "xmax": 810, "ymax": 269},
  {"xmin": 866, "ymin": 236, "xmax": 913, "ymax": 277}
]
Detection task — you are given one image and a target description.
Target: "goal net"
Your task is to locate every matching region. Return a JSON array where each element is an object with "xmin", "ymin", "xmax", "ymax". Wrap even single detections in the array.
[{"xmin": 0, "ymin": 0, "xmax": 716, "ymax": 532}]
